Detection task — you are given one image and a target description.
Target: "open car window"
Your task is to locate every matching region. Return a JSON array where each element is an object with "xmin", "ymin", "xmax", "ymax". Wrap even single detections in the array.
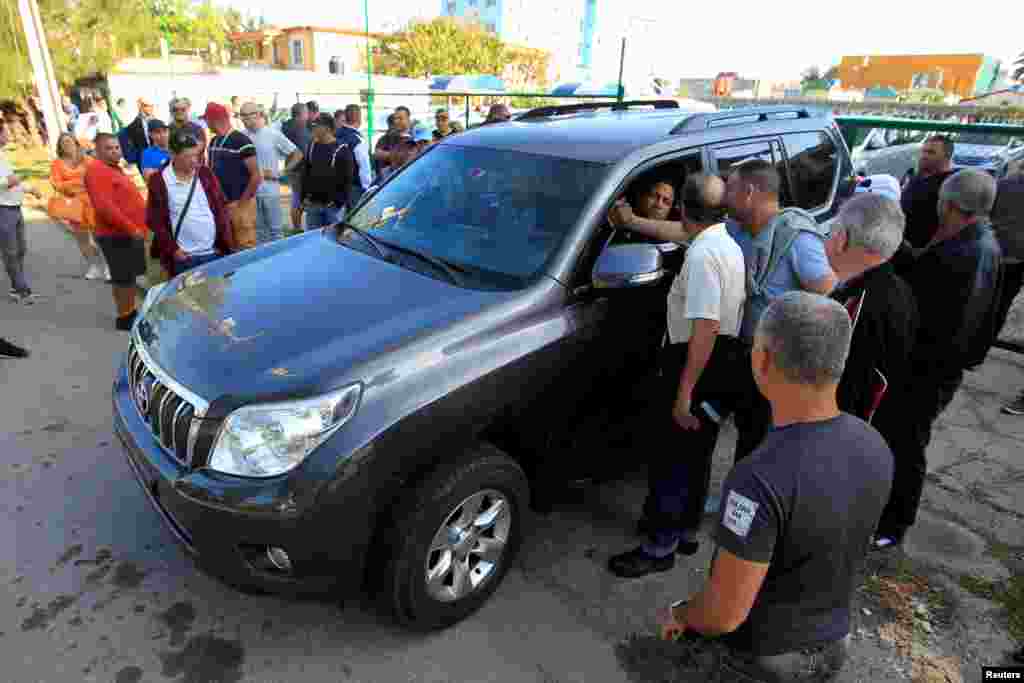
[{"xmin": 346, "ymin": 145, "xmax": 607, "ymax": 290}]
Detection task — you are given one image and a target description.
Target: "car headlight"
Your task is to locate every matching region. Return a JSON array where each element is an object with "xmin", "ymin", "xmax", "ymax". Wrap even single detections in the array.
[
  {"xmin": 208, "ymin": 383, "xmax": 362, "ymax": 478},
  {"xmin": 139, "ymin": 281, "xmax": 170, "ymax": 318}
]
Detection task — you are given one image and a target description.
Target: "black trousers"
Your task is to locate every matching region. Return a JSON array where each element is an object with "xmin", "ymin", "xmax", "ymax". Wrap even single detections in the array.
[
  {"xmin": 994, "ymin": 261, "xmax": 1024, "ymax": 341},
  {"xmin": 872, "ymin": 368, "xmax": 963, "ymax": 538},
  {"xmin": 733, "ymin": 356, "xmax": 773, "ymax": 464},
  {"xmin": 644, "ymin": 338, "xmax": 746, "ymax": 545},
  {"xmin": 716, "ymin": 635, "xmax": 851, "ymax": 682}
]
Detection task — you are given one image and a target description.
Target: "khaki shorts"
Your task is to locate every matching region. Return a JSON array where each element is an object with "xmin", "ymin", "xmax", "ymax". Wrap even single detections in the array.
[{"xmin": 228, "ymin": 197, "xmax": 257, "ymax": 250}]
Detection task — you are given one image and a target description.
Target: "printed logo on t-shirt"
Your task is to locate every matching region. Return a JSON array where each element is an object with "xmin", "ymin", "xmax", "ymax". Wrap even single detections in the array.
[{"xmin": 723, "ymin": 490, "xmax": 759, "ymax": 538}]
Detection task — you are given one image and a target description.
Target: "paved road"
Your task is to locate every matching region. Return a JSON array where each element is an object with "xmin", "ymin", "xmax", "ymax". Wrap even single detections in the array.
[
  {"xmin": 3, "ymin": 213, "xmax": 1023, "ymax": 683},
  {"xmin": 2, "ymin": 214, "xmax": 709, "ymax": 683}
]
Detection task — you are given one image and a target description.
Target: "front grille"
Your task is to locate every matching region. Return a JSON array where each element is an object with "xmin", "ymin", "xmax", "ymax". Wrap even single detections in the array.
[{"xmin": 127, "ymin": 338, "xmax": 203, "ymax": 467}]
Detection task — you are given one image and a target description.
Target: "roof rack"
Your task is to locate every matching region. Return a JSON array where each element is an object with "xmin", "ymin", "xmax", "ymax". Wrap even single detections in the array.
[
  {"xmin": 670, "ymin": 105, "xmax": 823, "ymax": 134},
  {"xmin": 518, "ymin": 99, "xmax": 679, "ymax": 120}
]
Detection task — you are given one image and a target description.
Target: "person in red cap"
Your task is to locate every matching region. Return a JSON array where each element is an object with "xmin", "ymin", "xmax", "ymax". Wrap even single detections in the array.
[{"xmin": 204, "ymin": 102, "xmax": 260, "ymax": 249}]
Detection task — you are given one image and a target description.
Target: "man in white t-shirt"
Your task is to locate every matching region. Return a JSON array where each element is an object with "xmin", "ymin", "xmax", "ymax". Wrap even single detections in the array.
[
  {"xmin": 240, "ymin": 102, "xmax": 303, "ymax": 244},
  {"xmin": 607, "ymin": 173, "xmax": 747, "ymax": 578}
]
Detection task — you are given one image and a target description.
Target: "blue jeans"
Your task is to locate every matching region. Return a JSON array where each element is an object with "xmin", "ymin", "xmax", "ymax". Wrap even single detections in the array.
[
  {"xmin": 174, "ymin": 251, "xmax": 222, "ymax": 276},
  {"xmin": 255, "ymin": 192, "xmax": 284, "ymax": 244},
  {"xmin": 0, "ymin": 206, "xmax": 29, "ymax": 292},
  {"xmin": 304, "ymin": 203, "xmax": 342, "ymax": 230}
]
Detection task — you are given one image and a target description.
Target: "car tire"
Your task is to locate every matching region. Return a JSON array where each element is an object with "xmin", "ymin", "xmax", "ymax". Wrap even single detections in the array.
[{"xmin": 385, "ymin": 444, "xmax": 529, "ymax": 630}]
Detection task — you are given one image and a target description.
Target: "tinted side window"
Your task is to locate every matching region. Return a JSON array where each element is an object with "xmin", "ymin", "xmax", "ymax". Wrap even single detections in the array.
[
  {"xmin": 784, "ymin": 132, "xmax": 838, "ymax": 211},
  {"xmin": 711, "ymin": 138, "xmax": 792, "ymax": 206}
]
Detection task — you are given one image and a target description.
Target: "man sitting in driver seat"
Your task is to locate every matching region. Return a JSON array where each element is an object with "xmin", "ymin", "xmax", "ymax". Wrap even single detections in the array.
[{"xmin": 635, "ymin": 179, "xmax": 676, "ymax": 222}]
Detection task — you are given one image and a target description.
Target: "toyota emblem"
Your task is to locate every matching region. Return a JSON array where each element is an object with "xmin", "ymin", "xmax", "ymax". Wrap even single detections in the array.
[{"xmin": 134, "ymin": 377, "xmax": 151, "ymax": 415}]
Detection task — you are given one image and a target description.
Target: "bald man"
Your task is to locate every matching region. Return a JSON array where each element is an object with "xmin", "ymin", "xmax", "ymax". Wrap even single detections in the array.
[{"xmin": 607, "ymin": 174, "xmax": 747, "ymax": 577}]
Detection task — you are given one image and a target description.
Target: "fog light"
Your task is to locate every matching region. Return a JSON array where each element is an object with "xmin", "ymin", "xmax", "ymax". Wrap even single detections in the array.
[{"xmin": 266, "ymin": 546, "xmax": 292, "ymax": 572}]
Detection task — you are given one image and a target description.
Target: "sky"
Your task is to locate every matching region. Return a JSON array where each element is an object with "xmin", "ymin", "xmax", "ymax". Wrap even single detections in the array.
[{"xmin": 232, "ymin": 0, "xmax": 1021, "ymax": 83}]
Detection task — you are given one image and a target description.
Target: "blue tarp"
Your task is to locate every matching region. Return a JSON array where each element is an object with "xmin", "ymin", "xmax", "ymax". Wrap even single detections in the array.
[
  {"xmin": 429, "ymin": 75, "xmax": 505, "ymax": 92},
  {"xmin": 549, "ymin": 82, "xmax": 623, "ymax": 97}
]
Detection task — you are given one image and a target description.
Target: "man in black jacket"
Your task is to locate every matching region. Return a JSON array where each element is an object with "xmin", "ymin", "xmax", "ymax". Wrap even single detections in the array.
[
  {"xmin": 900, "ymin": 135, "xmax": 956, "ymax": 250},
  {"xmin": 872, "ymin": 169, "xmax": 1002, "ymax": 548},
  {"xmin": 123, "ymin": 97, "xmax": 155, "ymax": 175},
  {"xmin": 300, "ymin": 114, "xmax": 355, "ymax": 230},
  {"xmin": 826, "ymin": 192, "xmax": 919, "ymax": 422}
]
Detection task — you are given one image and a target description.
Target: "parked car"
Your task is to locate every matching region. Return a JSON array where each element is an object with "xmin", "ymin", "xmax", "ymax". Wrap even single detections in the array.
[
  {"xmin": 850, "ymin": 127, "xmax": 928, "ymax": 179},
  {"xmin": 950, "ymin": 131, "xmax": 1024, "ymax": 178},
  {"xmin": 113, "ymin": 102, "xmax": 855, "ymax": 630}
]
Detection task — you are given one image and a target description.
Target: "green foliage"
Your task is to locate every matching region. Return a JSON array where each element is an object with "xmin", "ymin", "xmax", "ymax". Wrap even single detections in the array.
[
  {"xmin": 378, "ymin": 17, "xmax": 507, "ymax": 79},
  {"xmin": 144, "ymin": 0, "xmax": 228, "ymax": 51}
]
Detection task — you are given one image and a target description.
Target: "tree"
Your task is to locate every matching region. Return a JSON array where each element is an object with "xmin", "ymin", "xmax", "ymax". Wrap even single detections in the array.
[
  {"xmin": 0, "ymin": 0, "xmax": 159, "ymax": 95},
  {"xmin": 377, "ymin": 17, "xmax": 506, "ymax": 79},
  {"xmin": 1015, "ymin": 51, "xmax": 1023, "ymax": 82},
  {"xmin": 504, "ymin": 46, "xmax": 550, "ymax": 91},
  {"xmin": 145, "ymin": 0, "xmax": 229, "ymax": 53}
]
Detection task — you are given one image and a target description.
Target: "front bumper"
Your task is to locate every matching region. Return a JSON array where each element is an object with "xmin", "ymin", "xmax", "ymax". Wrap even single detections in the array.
[{"xmin": 112, "ymin": 357, "xmax": 369, "ymax": 596}]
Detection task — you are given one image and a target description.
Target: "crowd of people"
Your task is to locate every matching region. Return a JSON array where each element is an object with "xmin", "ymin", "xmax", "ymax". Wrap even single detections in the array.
[
  {"xmin": 1, "ymin": 94, "xmax": 514, "ymax": 346},
  {"xmin": 599, "ymin": 135, "xmax": 1019, "ymax": 680},
  {"xmin": 2, "ymin": 96, "xmax": 1023, "ymax": 677}
]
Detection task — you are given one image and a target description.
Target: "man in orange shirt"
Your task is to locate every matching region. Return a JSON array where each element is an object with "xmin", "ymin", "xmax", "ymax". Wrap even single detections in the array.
[{"xmin": 85, "ymin": 133, "xmax": 148, "ymax": 331}]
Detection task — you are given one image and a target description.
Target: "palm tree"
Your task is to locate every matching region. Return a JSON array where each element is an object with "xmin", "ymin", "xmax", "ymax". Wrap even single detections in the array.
[{"xmin": 1015, "ymin": 51, "xmax": 1024, "ymax": 82}]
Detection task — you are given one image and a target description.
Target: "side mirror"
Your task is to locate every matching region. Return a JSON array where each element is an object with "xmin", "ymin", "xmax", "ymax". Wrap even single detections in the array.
[{"xmin": 592, "ymin": 244, "xmax": 665, "ymax": 289}]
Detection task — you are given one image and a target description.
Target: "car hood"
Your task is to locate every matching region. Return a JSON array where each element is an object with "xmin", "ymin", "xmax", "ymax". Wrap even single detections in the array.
[{"xmin": 135, "ymin": 231, "xmax": 510, "ymax": 403}]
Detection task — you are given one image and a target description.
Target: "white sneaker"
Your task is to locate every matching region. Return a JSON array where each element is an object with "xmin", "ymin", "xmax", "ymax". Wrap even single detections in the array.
[{"xmin": 84, "ymin": 264, "xmax": 104, "ymax": 280}]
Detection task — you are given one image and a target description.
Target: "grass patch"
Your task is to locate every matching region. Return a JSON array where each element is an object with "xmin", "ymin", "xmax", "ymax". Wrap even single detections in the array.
[
  {"xmin": 959, "ymin": 574, "xmax": 999, "ymax": 600},
  {"xmin": 959, "ymin": 573, "xmax": 1024, "ymax": 642}
]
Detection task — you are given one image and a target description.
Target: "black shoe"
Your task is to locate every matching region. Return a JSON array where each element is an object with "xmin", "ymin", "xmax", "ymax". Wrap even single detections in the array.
[
  {"xmin": 1013, "ymin": 647, "xmax": 1024, "ymax": 664},
  {"xmin": 0, "ymin": 338, "xmax": 29, "ymax": 358},
  {"xmin": 608, "ymin": 546, "xmax": 674, "ymax": 578},
  {"xmin": 115, "ymin": 310, "xmax": 138, "ymax": 331},
  {"xmin": 635, "ymin": 518, "xmax": 700, "ymax": 556}
]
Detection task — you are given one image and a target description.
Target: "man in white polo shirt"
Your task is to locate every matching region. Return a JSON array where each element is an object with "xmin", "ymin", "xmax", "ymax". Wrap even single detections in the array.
[
  {"xmin": 607, "ymin": 173, "xmax": 747, "ymax": 577},
  {"xmin": 147, "ymin": 129, "xmax": 235, "ymax": 277}
]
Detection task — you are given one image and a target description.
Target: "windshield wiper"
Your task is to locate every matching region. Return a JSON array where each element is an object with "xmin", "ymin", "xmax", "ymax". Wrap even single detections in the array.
[
  {"xmin": 373, "ymin": 239, "xmax": 466, "ymax": 287},
  {"xmin": 338, "ymin": 222, "xmax": 390, "ymax": 261}
]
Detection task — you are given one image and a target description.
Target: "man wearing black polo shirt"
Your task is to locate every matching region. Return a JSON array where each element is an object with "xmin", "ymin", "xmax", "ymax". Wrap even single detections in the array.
[
  {"xmin": 659, "ymin": 292, "xmax": 893, "ymax": 683},
  {"xmin": 899, "ymin": 135, "xmax": 955, "ymax": 251},
  {"xmin": 205, "ymin": 102, "xmax": 260, "ymax": 250}
]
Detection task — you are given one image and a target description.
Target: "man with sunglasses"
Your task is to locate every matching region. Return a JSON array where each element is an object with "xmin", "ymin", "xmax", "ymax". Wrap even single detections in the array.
[
  {"xmin": 168, "ymin": 97, "xmax": 206, "ymax": 158},
  {"xmin": 240, "ymin": 101, "xmax": 302, "ymax": 244}
]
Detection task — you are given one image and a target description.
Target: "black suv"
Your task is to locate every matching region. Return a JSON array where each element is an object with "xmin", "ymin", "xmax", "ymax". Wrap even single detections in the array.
[{"xmin": 113, "ymin": 102, "xmax": 854, "ymax": 630}]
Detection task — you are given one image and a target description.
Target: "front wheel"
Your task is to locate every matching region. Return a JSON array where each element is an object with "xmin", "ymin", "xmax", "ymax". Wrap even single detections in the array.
[{"xmin": 386, "ymin": 445, "xmax": 529, "ymax": 630}]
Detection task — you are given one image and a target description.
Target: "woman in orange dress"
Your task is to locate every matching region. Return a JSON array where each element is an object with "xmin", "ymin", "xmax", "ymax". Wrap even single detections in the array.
[{"xmin": 48, "ymin": 133, "xmax": 108, "ymax": 279}]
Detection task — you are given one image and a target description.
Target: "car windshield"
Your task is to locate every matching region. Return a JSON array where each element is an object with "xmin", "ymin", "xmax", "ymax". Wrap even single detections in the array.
[
  {"xmin": 957, "ymin": 132, "xmax": 1014, "ymax": 147},
  {"xmin": 344, "ymin": 145, "xmax": 607, "ymax": 289}
]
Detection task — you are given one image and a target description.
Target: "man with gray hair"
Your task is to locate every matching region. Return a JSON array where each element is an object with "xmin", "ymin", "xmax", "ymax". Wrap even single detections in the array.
[
  {"xmin": 871, "ymin": 169, "xmax": 1002, "ymax": 548},
  {"xmin": 658, "ymin": 291, "xmax": 894, "ymax": 682},
  {"xmin": 168, "ymin": 97, "xmax": 206, "ymax": 155},
  {"xmin": 826, "ymin": 193, "xmax": 918, "ymax": 422}
]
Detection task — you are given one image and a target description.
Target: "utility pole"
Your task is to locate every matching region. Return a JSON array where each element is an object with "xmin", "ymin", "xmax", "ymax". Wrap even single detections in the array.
[
  {"xmin": 364, "ymin": 0, "xmax": 374, "ymax": 141},
  {"xmin": 18, "ymin": 0, "xmax": 62, "ymax": 152}
]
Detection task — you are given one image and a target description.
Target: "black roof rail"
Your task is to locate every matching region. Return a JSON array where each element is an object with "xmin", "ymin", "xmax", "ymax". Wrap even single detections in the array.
[
  {"xmin": 670, "ymin": 105, "xmax": 824, "ymax": 134},
  {"xmin": 518, "ymin": 99, "xmax": 679, "ymax": 120}
]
